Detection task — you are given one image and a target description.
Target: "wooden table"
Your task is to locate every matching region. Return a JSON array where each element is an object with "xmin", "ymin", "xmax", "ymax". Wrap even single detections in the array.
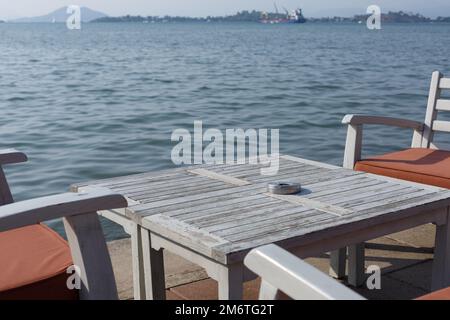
[{"xmin": 73, "ymin": 155, "xmax": 450, "ymax": 300}]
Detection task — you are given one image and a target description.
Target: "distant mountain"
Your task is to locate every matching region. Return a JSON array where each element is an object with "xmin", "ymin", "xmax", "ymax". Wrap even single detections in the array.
[{"xmin": 12, "ymin": 7, "xmax": 107, "ymax": 23}]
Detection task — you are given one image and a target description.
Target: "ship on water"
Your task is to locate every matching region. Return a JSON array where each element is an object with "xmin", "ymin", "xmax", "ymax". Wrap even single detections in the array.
[{"xmin": 260, "ymin": 4, "xmax": 306, "ymax": 24}]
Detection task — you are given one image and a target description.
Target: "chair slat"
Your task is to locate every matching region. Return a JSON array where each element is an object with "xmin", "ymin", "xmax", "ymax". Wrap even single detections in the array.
[
  {"xmin": 439, "ymin": 78, "xmax": 450, "ymax": 89},
  {"xmin": 436, "ymin": 99, "xmax": 450, "ymax": 111},
  {"xmin": 432, "ymin": 120, "xmax": 450, "ymax": 133},
  {"xmin": 422, "ymin": 71, "xmax": 443, "ymax": 148}
]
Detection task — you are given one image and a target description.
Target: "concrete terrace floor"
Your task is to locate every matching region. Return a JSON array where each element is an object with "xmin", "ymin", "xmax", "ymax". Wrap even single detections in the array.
[{"xmin": 108, "ymin": 224, "xmax": 437, "ymax": 300}]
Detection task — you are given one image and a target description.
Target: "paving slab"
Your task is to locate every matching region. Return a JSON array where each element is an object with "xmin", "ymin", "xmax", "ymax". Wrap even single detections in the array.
[
  {"xmin": 107, "ymin": 238, "xmax": 208, "ymax": 300},
  {"xmin": 305, "ymin": 232, "xmax": 433, "ymax": 277},
  {"xmin": 353, "ymin": 271, "xmax": 428, "ymax": 300},
  {"xmin": 387, "ymin": 224, "xmax": 436, "ymax": 250},
  {"xmin": 386, "ymin": 259, "xmax": 433, "ymax": 293},
  {"xmin": 169, "ymin": 278, "xmax": 262, "ymax": 300}
]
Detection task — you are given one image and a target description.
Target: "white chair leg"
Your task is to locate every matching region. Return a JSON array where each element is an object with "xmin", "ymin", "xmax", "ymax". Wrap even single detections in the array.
[
  {"xmin": 64, "ymin": 212, "xmax": 118, "ymax": 300},
  {"xmin": 259, "ymin": 280, "xmax": 280, "ymax": 300}
]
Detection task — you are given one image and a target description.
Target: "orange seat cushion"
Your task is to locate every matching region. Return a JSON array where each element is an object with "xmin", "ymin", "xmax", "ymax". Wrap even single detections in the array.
[
  {"xmin": 417, "ymin": 287, "xmax": 450, "ymax": 300},
  {"xmin": 0, "ymin": 224, "xmax": 78, "ymax": 300},
  {"xmin": 354, "ymin": 148, "xmax": 450, "ymax": 189}
]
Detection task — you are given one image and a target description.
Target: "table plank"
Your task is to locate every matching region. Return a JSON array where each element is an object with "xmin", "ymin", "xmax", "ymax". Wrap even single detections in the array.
[{"xmin": 188, "ymin": 168, "xmax": 251, "ymax": 186}]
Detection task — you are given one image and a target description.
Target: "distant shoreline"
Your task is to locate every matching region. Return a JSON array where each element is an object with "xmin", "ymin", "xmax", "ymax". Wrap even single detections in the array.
[
  {"xmin": 90, "ymin": 11, "xmax": 450, "ymax": 24},
  {"xmin": 4, "ymin": 21, "xmax": 450, "ymax": 25},
  {"xmin": 4, "ymin": 10, "xmax": 450, "ymax": 24}
]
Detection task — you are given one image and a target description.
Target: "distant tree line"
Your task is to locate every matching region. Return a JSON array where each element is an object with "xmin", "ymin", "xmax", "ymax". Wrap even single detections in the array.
[
  {"xmin": 91, "ymin": 10, "xmax": 450, "ymax": 24},
  {"xmin": 352, "ymin": 11, "xmax": 431, "ymax": 23},
  {"xmin": 92, "ymin": 10, "xmax": 287, "ymax": 23},
  {"xmin": 309, "ymin": 11, "xmax": 449, "ymax": 23},
  {"xmin": 435, "ymin": 16, "xmax": 450, "ymax": 23}
]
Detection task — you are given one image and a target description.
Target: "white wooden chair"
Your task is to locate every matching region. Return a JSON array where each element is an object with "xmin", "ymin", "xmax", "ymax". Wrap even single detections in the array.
[
  {"xmin": 331, "ymin": 71, "xmax": 450, "ymax": 286},
  {"xmin": 244, "ymin": 244, "xmax": 364, "ymax": 300},
  {"xmin": 245, "ymin": 244, "xmax": 450, "ymax": 300},
  {"xmin": 0, "ymin": 149, "xmax": 127, "ymax": 300}
]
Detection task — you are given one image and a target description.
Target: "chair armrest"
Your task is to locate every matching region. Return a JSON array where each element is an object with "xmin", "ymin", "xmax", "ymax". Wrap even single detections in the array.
[
  {"xmin": 342, "ymin": 115, "xmax": 424, "ymax": 131},
  {"xmin": 0, "ymin": 187, "xmax": 127, "ymax": 232},
  {"xmin": 244, "ymin": 244, "xmax": 364, "ymax": 300},
  {"xmin": 0, "ymin": 149, "xmax": 27, "ymax": 165}
]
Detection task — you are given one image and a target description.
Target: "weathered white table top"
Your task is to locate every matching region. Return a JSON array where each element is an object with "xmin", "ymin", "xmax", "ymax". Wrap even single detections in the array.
[{"xmin": 74, "ymin": 155, "xmax": 450, "ymax": 265}]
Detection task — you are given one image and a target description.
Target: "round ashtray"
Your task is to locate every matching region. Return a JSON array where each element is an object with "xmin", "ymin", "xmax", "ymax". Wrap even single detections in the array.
[{"xmin": 267, "ymin": 182, "xmax": 301, "ymax": 195}]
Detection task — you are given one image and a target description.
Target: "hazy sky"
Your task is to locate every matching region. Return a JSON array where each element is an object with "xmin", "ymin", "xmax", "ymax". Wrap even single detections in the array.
[{"xmin": 2, "ymin": 0, "xmax": 450, "ymax": 20}]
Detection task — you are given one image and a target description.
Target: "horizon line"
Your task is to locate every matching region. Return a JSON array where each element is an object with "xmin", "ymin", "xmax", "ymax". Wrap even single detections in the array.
[{"xmin": 2, "ymin": 6, "xmax": 449, "ymax": 21}]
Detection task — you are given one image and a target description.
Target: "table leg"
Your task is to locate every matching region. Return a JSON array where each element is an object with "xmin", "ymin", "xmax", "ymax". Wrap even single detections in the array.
[
  {"xmin": 348, "ymin": 243, "xmax": 365, "ymax": 287},
  {"xmin": 131, "ymin": 223, "xmax": 146, "ymax": 300},
  {"xmin": 141, "ymin": 228, "xmax": 166, "ymax": 300},
  {"xmin": 329, "ymin": 248, "xmax": 347, "ymax": 279},
  {"xmin": 432, "ymin": 208, "xmax": 450, "ymax": 291},
  {"xmin": 218, "ymin": 263, "xmax": 244, "ymax": 300}
]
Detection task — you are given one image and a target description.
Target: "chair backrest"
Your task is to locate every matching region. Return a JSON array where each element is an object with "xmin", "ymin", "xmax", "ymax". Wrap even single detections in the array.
[
  {"xmin": 0, "ymin": 149, "xmax": 27, "ymax": 205},
  {"xmin": 244, "ymin": 244, "xmax": 364, "ymax": 300},
  {"xmin": 418, "ymin": 71, "xmax": 450, "ymax": 149}
]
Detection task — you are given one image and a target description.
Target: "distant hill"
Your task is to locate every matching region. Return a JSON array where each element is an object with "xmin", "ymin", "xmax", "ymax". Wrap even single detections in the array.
[{"xmin": 12, "ymin": 7, "xmax": 107, "ymax": 23}]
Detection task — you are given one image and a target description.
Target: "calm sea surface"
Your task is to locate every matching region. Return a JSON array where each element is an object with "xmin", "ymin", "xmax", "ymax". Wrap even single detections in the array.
[{"xmin": 1, "ymin": 22, "xmax": 449, "ymax": 240}]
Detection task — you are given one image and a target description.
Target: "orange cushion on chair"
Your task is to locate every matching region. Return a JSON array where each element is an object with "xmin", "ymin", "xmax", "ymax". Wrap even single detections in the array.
[
  {"xmin": 354, "ymin": 148, "xmax": 450, "ymax": 189},
  {"xmin": 417, "ymin": 287, "xmax": 450, "ymax": 300},
  {"xmin": 0, "ymin": 224, "xmax": 78, "ymax": 300}
]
